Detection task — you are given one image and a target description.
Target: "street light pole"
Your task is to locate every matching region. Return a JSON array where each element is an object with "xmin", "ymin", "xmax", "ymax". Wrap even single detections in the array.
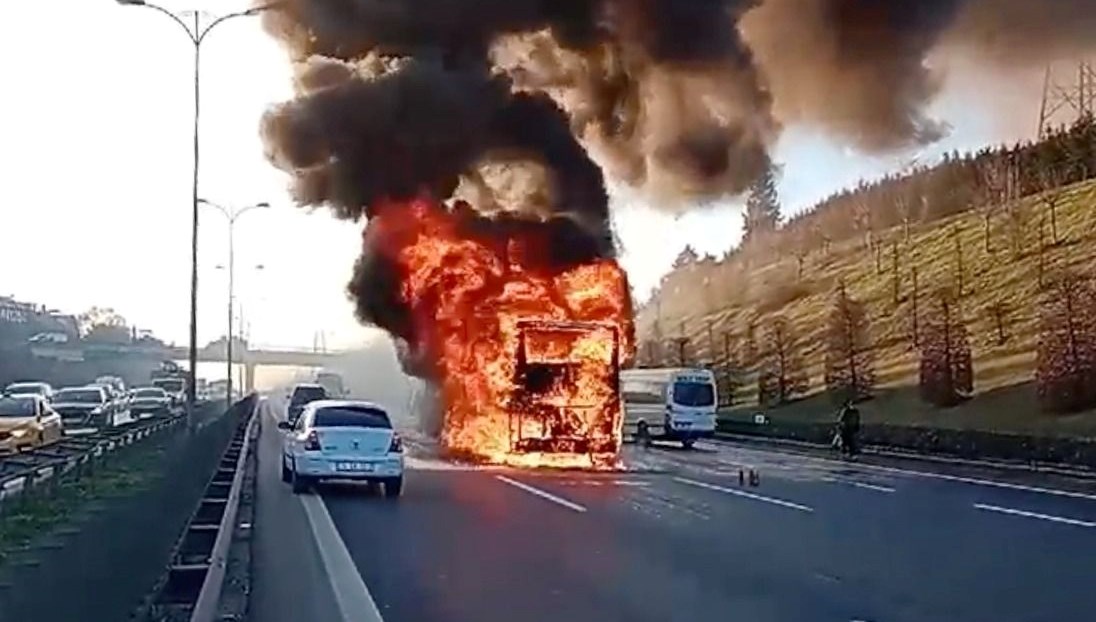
[
  {"xmin": 200, "ymin": 199, "xmax": 269, "ymax": 409},
  {"xmin": 116, "ymin": 0, "xmax": 282, "ymax": 428}
]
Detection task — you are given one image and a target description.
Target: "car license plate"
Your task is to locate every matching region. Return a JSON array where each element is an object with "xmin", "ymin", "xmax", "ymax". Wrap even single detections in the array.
[
  {"xmin": 676, "ymin": 421, "xmax": 691, "ymax": 428},
  {"xmin": 335, "ymin": 461, "xmax": 373, "ymax": 472}
]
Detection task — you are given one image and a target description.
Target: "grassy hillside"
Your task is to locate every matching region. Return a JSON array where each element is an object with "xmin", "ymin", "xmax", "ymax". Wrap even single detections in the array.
[{"xmin": 636, "ymin": 179, "xmax": 1096, "ymax": 439}]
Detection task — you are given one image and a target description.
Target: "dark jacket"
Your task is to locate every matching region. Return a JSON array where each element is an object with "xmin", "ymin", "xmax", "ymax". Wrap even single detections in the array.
[{"xmin": 838, "ymin": 404, "xmax": 861, "ymax": 433}]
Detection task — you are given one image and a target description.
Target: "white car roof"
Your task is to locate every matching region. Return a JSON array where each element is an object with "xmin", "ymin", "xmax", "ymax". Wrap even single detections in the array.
[
  {"xmin": 307, "ymin": 399, "xmax": 386, "ymax": 411},
  {"xmin": 2, "ymin": 393, "xmax": 44, "ymax": 403}
]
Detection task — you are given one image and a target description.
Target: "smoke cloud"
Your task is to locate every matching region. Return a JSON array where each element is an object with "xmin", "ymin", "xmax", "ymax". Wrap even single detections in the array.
[
  {"xmin": 258, "ymin": 0, "xmax": 1096, "ymax": 356},
  {"xmin": 262, "ymin": 0, "xmax": 1096, "ymax": 217}
]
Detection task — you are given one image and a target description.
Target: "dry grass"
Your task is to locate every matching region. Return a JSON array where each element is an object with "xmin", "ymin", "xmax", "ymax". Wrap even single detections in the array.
[{"xmin": 638, "ymin": 180, "xmax": 1096, "ymax": 438}]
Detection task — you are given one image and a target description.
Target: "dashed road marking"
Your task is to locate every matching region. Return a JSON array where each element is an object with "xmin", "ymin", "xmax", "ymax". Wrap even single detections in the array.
[
  {"xmin": 849, "ymin": 481, "xmax": 896, "ymax": 493},
  {"xmin": 673, "ymin": 477, "xmax": 814, "ymax": 513},
  {"xmin": 495, "ymin": 475, "xmax": 587, "ymax": 513},
  {"xmin": 973, "ymin": 503, "xmax": 1096, "ymax": 528}
]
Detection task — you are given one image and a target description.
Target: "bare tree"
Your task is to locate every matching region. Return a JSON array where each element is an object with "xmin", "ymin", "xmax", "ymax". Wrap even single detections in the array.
[
  {"xmin": 951, "ymin": 225, "xmax": 965, "ymax": 295},
  {"xmin": 978, "ymin": 156, "xmax": 1014, "ymax": 254},
  {"xmin": 742, "ymin": 314, "xmax": 759, "ymax": 370},
  {"xmin": 1005, "ymin": 199, "xmax": 1031, "ymax": 259},
  {"xmin": 1037, "ymin": 215, "xmax": 1048, "ymax": 288},
  {"xmin": 987, "ymin": 300, "xmax": 1010, "ymax": 346},
  {"xmin": 918, "ymin": 288, "xmax": 974, "ymax": 407},
  {"xmin": 853, "ymin": 195, "xmax": 880, "ymax": 272},
  {"xmin": 757, "ymin": 317, "xmax": 808, "ymax": 407},
  {"xmin": 891, "ymin": 239, "xmax": 901, "ymax": 305},
  {"xmin": 671, "ymin": 336, "xmax": 690, "ymax": 367},
  {"xmin": 718, "ymin": 332, "xmax": 740, "ymax": 406},
  {"xmin": 1037, "ymin": 166, "xmax": 1066, "ymax": 246},
  {"xmin": 895, "ymin": 191, "xmax": 914, "ymax": 242},
  {"xmin": 910, "ymin": 267, "xmax": 921, "ymax": 348},
  {"xmin": 1036, "ymin": 272, "xmax": 1096, "ymax": 413},
  {"xmin": 824, "ymin": 286, "xmax": 876, "ymax": 403}
]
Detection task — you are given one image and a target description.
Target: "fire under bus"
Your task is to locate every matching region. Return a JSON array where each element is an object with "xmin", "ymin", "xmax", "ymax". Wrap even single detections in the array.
[{"xmin": 507, "ymin": 319, "xmax": 623, "ymax": 466}]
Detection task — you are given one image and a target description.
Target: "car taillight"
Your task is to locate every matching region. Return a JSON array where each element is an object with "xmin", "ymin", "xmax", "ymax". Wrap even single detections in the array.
[
  {"xmin": 389, "ymin": 433, "xmax": 403, "ymax": 453},
  {"xmin": 304, "ymin": 431, "xmax": 321, "ymax": 451}
]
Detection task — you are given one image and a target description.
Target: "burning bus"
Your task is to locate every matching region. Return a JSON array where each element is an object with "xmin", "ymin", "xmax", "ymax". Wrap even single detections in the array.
[{"xmin": 508, "ymin": 319, "xmax": 623, "ymax": 462}]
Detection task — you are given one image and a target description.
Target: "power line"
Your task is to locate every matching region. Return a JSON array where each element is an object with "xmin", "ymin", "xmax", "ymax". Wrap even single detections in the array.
[{"xmin": 1038, "ymin": 59, "xmax": 1096, "ymax": 139}]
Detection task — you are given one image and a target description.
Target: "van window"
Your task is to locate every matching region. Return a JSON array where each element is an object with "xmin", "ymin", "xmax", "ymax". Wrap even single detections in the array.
[{"xmin": 672, "ymin": 381, "xmax": 715, "ymax": 407}]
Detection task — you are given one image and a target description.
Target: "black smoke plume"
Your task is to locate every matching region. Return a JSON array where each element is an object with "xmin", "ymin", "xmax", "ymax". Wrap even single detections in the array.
[{"xmin": 259, "ymin": 0, "xmax": 1096, "ymax": 363}]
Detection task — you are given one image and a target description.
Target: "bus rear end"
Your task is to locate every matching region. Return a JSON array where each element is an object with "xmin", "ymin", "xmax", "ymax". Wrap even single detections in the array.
[{"xmin": 508, "ymin": 320, "xmax": 622, "ymax": 464}]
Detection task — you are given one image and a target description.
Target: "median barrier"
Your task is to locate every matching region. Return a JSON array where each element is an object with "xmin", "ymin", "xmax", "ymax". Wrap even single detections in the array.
[{"xmin": 0, "ymin": 396, "xmax": 254, "ymax": 622}]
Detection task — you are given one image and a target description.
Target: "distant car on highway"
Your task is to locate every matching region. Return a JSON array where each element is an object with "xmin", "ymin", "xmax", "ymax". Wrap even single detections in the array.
[
  {"xmin": 278, "ymin": 400, "xmax": 404, "ymax": 497},
  {"xmin": 129, "ymin": 387, "xmax": 172, "ymax": 418},
  {"xmin": 2, "ymin": 381, "xmax": 54, "ymax": 402},
  {"xmin": 286, "ymin": 383, "xmax": 327, "ymax": 425},
  {"xmin": 315, "ymin": 371, "xmax": 348, "ymax": 398},
  {"xmin": 94, "ymin": 375, "xmax": 126, "ymax": 398},
  {"xmin": 52, "ymin": 385, "xmax": 114, "ymax": 429},
  {"xmin": 0, "ymin": 394, "xmax": 63, "ymax": 453},
  {"xmin": 152, "ymin": 377, "xmax": 186, "ymax": 409}
]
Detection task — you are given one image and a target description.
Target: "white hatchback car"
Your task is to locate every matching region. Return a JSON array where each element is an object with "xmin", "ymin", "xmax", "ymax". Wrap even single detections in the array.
[{"xmin": 279, "ymin": 400, "xmax": 404, "ymax": 497}]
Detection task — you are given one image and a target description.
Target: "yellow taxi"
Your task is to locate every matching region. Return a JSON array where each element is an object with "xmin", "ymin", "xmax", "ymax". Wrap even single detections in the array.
[{"xmin": 0, "ymin": 394, "xmax": 64, "ymax": 454}]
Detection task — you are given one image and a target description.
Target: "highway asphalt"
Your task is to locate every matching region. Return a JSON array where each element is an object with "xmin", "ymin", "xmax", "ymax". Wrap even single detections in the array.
[{"xmin": 251, "ymin": 398, "xmax": 1096, "ymax": 622}]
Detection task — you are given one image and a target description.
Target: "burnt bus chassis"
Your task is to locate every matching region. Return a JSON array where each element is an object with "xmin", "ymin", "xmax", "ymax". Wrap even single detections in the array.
[{"xmin": 508, "ymin": 319, "xmax": 622, "ymax": 457}]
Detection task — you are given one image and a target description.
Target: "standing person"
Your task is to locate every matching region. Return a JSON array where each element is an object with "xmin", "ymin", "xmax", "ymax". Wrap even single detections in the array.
[{"xmin": 837, "ymin": 400, "xmax": 862, "ymax": 458}]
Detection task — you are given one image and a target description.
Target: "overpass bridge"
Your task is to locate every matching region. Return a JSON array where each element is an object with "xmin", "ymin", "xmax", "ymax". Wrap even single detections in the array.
[{"xmin": 29, "ymin": 342, "xmax": 344, "ymax": 391}]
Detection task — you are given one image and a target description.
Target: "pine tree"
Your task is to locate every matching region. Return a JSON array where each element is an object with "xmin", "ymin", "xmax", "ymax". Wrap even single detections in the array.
[{"xmin": 743, "ymin": 163, "xmax": 782, "ymax": 242}]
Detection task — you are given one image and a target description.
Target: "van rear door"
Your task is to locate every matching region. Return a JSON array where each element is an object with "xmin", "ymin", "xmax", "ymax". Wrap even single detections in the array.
[{"xmin": 667, "ymin": 372, "xmax": 717, "ymax": 434}]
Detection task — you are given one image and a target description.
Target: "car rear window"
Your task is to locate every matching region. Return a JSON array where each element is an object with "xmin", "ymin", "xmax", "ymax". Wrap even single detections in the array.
[
  {"xmin": 55, "ymin": 389, "xmax": 105, "ymax": 403},
  {"xmin": 313, "ymin": 407, "xmax": 391, "ymax": 429},
  {"xmin": 291, "ymin": 386, "xmax": 327, "ymax": 404}
]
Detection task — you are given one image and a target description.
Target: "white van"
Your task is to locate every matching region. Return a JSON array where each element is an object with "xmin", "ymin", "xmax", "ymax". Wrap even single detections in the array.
[{"xmin": 620, "ymin": 367, "xmax": 718, "ymax": 448}]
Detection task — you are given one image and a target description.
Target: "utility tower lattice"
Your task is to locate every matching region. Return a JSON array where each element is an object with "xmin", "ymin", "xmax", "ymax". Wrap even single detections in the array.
[
  {"xmin": 311, "ymin": 331, "xmax": 328, "ymax": 353},
  {"xmin": 1038, "ymin": 60, "xmax": 1096, "ymax": 139}
]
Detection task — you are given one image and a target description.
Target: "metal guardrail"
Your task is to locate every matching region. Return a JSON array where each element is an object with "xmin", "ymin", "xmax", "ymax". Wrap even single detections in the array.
[
  {"xmin": 140, "ymin": 395, "xmax": 259, "ymax": 622},
  {"xmin": 0, "ymin": 414, "xmax": 185, "ymax": 512}
]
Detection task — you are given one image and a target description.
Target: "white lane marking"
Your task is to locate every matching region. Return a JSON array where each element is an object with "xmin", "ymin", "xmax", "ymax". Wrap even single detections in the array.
[
  {"xmin": 299, "ymin": 494, "xmax": 386, "ymax": 622},
  {"xmin": 850, "ymin": 482, "xmax": 896, "ymax": 493},
  {"xmin": 820, "ymin": 477, "xmax": 893, "ymax": 493},
  {"xmin": 494, "ymin": 475, "xmax": 587, "ymax": 513},
  {"xmin": 673, "ymin": 477, "xmax": 814, "ymax": 513},
  {"xmin": 973, "ymin": 503, "xmax": 1096, "ymax": 528},
  {"xmin": 709, "ymin": 443, "xmax": 1096, "ymax": 502}
]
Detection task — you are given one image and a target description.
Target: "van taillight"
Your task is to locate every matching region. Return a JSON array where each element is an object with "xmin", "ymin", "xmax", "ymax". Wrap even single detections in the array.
[
  {"xmin": 304, "ymin": 431, "xmax": 321, "ymax": 451},
  {"xmin": 389, "ymin": 433, "xmax": 403, "ymax": 453}
]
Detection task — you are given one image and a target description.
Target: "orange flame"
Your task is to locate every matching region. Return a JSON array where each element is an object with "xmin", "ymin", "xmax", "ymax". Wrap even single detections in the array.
[{"xmin": 368, "ymin": 195, "xmax": 635, "ymax": 469}]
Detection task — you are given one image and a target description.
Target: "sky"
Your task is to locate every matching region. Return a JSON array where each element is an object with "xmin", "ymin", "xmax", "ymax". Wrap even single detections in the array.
[{"xmin": 0, "ymin": 0, "xmax": 1050, "ymax": 351}]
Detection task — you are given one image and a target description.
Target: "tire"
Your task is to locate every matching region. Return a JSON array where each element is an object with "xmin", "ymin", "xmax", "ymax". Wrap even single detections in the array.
[
  {"xmin": 281, "ymin": 456, "xmax": 292, "ymax": 483},
  {"xmin": 291, "ymin": 463, "xmax": 313, "ymax": 494},
  {"xmin": 682, "ymin": 438, "xmax": 696, "ymax": 450},
  {"xmin": 636, "ymin": 421, "xmax": 653, "ymax": 448},
  {"xmin": 385, "ymin": 477, "xmax": 403, "ymax": 498}
]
